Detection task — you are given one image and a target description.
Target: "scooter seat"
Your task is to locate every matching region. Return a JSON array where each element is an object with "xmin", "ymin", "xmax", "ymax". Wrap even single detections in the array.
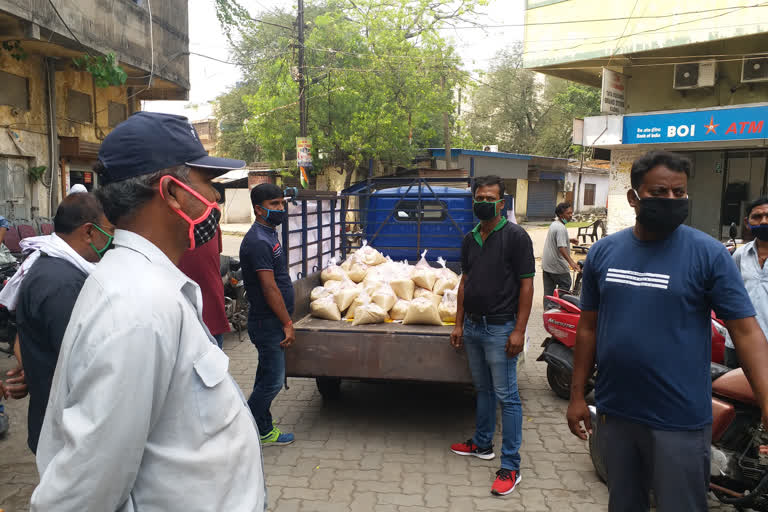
[
  {"xmin": 710, "ymin": 362, "xmax": 732, "ymax": 382},
  {"xmin": 561, "ymin": 294, "xmax": 581, "ymax": 309}
]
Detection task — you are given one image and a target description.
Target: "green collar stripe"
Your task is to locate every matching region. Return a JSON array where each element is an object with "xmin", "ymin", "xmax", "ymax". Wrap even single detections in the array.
[{"xmin": 472, "ymin": 217, "xmax": 508, "ymax": 247}]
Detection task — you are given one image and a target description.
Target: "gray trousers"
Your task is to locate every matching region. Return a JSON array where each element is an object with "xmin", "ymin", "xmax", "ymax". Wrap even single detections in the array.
[
  {"xmin": 598, "ymin": 413, "xmax": 711, "ymax": 512},
  {"xmin": 542, "ymin": 271, "xmax": 572, "ymax": 309}
]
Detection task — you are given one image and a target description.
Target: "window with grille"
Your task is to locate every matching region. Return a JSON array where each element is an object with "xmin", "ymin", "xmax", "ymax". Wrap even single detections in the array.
[
  {"xmin": 67, "ymin": 90, "xmax": 93, "ymax": 123},
  {"xmin": 108, "ymin": 102, "xmax": 127, "ymax": 127},
  {"xmin": 196, "ymin": 123, "xmax": 210, "ymax": 136},
  {"xmin": 584, "ymin": 183, "xmax": 596, "ymax": 206},
  {"xmin": 0, "ymin": 71, "xmax": 29, "ymax": 110}
]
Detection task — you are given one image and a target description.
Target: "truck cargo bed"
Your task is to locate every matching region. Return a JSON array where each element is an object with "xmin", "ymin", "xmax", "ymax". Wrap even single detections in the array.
[
  {"xmin": 294, "ymin": 315, "xmax": 453, "ymax": 336},
  {"xmin": 287, "ymin": 272, "xmax": 473, "ymax": 393}
]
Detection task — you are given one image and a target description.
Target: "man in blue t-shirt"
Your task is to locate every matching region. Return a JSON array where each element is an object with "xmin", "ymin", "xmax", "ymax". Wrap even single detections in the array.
[
  {"xmin": 567, "ymin": 151, "xmax": 768, "ymax": 512},
  {"xmin": 240, "ymin": 183, "xmax": 295, "ymax": 447}
]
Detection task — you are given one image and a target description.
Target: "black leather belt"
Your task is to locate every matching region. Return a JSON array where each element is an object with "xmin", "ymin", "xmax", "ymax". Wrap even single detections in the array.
[{"xmin": 465, "ymin": 313, "xmax": 516, "ymax": 325}]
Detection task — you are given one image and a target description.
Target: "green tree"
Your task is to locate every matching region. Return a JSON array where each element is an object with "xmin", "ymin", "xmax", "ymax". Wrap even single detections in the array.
[
  {"xmin": 213, "ymin": 0, "xmax": 486, "ymax": 172},
  {"xmin": 533, "ymin": 79, "xmax": 601, "ymax": 157},
  {"xmin": 465, "ymin": 45, "xmax": 600, "ymax": 157},
  {"xmin": 214, "ymin": 81, "xmax": 262, "ymax": 163}
]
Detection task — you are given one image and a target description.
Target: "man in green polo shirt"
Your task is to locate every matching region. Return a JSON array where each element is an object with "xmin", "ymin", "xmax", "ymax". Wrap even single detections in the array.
[{"xmin": 449, "ymin": 175, "xmax": 535, "ymax": 497}]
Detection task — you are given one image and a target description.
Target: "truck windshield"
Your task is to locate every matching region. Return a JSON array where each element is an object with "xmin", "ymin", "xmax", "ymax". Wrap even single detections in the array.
[{"xmin": 394, "ymin": 200, "xmax": 447, "ymax": 222}]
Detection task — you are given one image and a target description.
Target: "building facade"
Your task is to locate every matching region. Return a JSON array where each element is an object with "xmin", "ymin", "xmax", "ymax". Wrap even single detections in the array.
[
  {"xmin": 0, "ymin": 0, "xmax": 190, "ymax": 220},
  {"xmin": 524, "ymin": 0, "xmax": 768, "ymax": 239},
  {"xmin": 429, "ymin": 148, "xmax": 582, "ymax": 221},
  {"xmin": 565, "ymin": 160, "xmax": 610, "ymax": 214},
  {"xmin": 192, "ymin": 118, "xmax": 217, "ymax": 155}
]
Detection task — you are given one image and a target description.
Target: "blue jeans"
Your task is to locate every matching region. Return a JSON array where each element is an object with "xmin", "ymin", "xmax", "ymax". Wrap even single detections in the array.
[
  {"xmin": 246, "ymin": 316, "xmax": 286, "ymax": 435},
  {"xmin": 464, "ymin": 317, "xmax": 523, "ymax": 471},
  {"xmin": 213, "ymin": 334, "xmax": 223, "ymax": 349}
]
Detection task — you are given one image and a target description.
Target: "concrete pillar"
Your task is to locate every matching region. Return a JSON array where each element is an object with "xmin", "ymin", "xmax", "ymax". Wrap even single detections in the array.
[
  {"xmin": 515, "ymin": 179, "xmax": 528, "ymax": 222},
  {"xmin": 607, "ymin": 148, "xmax": 645, "ymax": 234}
]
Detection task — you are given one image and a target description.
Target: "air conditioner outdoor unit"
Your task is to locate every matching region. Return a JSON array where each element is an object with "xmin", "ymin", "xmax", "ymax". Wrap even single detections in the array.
[
  {"xmin": 673, "ymin": 60, "xmax": 716, "ymax": 90},
  {"xmin": 742, "ymin": 55, "xmax": 768, "ymax": 83},
  {"xmin": 482, "ymin": 145, "xmax": 499, "ymax": 152}
]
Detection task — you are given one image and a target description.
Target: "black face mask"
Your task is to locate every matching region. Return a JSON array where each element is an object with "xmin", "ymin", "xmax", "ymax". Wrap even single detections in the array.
[
  {"xmin": 750, "ymin": 224, "xmax": 768, "ymax": 241},
  {"xmin": 260, "ymin": 207, "xmax": 286, "ymax": 227},
  {"xmin": 633, "ymin": 190, "xmax": 689, "ymax": 234},
  {"xmin": 473, "ymin": 200, "xmax": 501, "ymax": 221}
]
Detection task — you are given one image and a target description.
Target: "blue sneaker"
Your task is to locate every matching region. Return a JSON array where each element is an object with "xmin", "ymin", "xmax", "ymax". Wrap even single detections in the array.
[
  {"xmin": 260, "ymin": 426, "xmax": 294, "ymax": 446},
  {"xmin": 0, "ymin": 404, "xmax": 8, "ymax": 437}
]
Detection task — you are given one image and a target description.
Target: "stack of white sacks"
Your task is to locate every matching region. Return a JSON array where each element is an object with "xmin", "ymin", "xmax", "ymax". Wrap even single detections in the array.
[{"xmin": 310, "ymin": 243, "xmax": 460, "ymax": 326}]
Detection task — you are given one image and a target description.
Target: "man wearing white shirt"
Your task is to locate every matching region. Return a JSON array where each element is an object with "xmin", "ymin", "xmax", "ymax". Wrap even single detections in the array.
[
  {"xmin": 31, "ymin": 112, "xmax": 266, "ymax": 512},
  {"xmin": 727, "ymin": 197, "xmax": 768, "ymax": 368}
]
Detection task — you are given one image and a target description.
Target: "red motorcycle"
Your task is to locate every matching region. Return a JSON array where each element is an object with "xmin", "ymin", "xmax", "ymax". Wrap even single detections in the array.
[
  {"xmin": 538, "ymin": 288, "xmax": 728, "ymax": 399},
  {"xmin": 589, "ymin": 366, "xmax": 768, "ymax": 510}
]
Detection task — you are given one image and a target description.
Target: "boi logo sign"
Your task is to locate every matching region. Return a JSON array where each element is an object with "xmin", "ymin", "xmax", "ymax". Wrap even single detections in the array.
[{"xmin": 623, "ymin": 105, "xmax": 767, "ymax": 145}]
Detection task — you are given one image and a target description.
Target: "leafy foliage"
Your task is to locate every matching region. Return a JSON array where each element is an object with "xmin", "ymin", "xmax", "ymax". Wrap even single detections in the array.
[
  {"xmin": 2, "ymin": 40, "xmax": 27, "ymax": 61},
  {"xmin": 213, "ymin": 0, "xmax": 486, "ymax": 169},
  {"xmin": 465, "ymin": 45, "xmax": 600, "ymax": 157},
  {"xmin": 72, "ymin": 53, "xmax": 128, "ymax": 88},
  {"xmin": 214, "ymin": 81, "xmax": 264, "ymax": 163},
  {"xmin": 27, "ymin": 166, "xmax": 47, "ymax": 184}
]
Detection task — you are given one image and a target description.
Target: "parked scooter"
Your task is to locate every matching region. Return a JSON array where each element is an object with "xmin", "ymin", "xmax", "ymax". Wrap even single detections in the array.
[
  {"xmin": 725, "ymin": 222, "xmax": 740, "ymax": 256},
  {"xmin": 589, "ymin": 365, "xmax": 768, "ymax": 510},
  {"xmin": 220, "ymin": 255, "xmax": 248, "ymax": 334},
  {"xmin": 538, "ymin": 286, "xmax": 727, "ymax": 400}
]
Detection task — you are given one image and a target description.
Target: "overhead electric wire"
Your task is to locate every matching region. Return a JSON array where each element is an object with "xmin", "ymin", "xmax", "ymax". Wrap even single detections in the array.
[
  {"xmin": 300, "ymin": 43, "xmax": 767, "ymax": 67},
  {"xmin": 147, "ymin": 0, "xmax": 155, "ymax": 89},
  {"xmin": 249, "ymin": 17, "xmax": 294, "ymax": 31},
  {"xmin": 367, "ymin": 2, "xmax": 768, "ymax": 31},
  {"xmin": 607, "ymin": 0, "xmax": 640, "ymax": 69},
  {"xmin": 521, "ymin": 21, "xmax": 768, "ymax": 46},
  {"xmin": 523, "ymin": 2, "xmax": 765, "ymax": 56},
  {"xmin": 45, "ymin": 0, "xmax": 94, "ymax": 57}
]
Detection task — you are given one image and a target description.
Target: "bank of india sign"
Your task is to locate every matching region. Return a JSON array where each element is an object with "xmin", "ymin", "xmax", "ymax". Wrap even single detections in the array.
[{"xmin": 623, "ymin": 105, "xmax": 767, "ymax": 145}]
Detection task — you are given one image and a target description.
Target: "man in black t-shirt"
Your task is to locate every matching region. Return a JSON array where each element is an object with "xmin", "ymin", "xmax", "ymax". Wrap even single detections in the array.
[
  {"xmin": 15, "ymin": 193, "xmax": 114, "ymax": 453},
  {"xmin": 449, "ymin": 175, "xmax": 535, "ymax": 497},
  {"xmin": 240, "ymin": 183, "xmax": 295, "ymax": 446}
]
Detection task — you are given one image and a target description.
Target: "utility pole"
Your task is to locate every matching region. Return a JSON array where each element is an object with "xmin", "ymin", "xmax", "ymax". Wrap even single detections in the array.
[
  {"xmin": 442, "ymin": 74, "xmax": 452, "ymax": 170},
  {"xmin": 297, "ymin": 0, "xmax": 307, "ymax": 138}
]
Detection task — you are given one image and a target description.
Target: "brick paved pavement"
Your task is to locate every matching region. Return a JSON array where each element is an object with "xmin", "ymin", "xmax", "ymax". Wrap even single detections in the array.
[{"xmin": 0, "ymin": 260, "xmax": 733, "ymax": 511}]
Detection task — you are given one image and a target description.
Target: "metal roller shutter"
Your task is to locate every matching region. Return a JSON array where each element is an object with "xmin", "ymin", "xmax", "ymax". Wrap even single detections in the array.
[{"xmin": 527, "ymin": 180, "xmax": 556, "ymax": 220}]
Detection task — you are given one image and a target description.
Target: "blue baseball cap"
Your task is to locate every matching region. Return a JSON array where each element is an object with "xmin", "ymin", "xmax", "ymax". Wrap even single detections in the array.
[{"xmin": 97, "ymin": 112, "xmax": 245, "ymax": 184}]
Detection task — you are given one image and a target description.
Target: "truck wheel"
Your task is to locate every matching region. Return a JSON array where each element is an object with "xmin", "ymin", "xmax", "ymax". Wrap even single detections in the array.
[
  {"xmin": 546, "ymin": 364, "xmax": 572, "ymax": 400},
  {"xmin": 316, "ymin": 377, "xmax": 342, "ymax": 400}
]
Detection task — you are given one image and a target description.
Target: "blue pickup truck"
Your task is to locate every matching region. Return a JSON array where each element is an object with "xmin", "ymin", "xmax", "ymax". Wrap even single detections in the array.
[
  {"xmin": 345, "ymin": 179, "xmax": 475, "ymax": 263},
  {"xmin": 281, "ymin": 177, "xmax": 512, "ymax": 399}
]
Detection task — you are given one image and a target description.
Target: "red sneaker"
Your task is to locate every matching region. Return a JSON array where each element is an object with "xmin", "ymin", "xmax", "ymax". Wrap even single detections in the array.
[
  {"xmin": 450, "ymin": 439, "xmax": 495, "ymax": 460},
  {"xmin": 491, "ymin": 468, "xmax": 521, "ymax": 496}
]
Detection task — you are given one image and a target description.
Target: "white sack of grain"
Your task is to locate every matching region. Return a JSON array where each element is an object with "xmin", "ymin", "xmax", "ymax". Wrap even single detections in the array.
[
  {"xmin": 403, "ymin": 297, "xmax": 443, "ymax": 326},
  {"xmin": 390, "ymin": 299, "xmax": 410, "ymax": 321},
  {"xmin": 352, "ymin": 303, "xmax": 388, "ymax": 326},
  {"xmin": 310, "ymin": 295, "xmax": 342, "ymax": 321}
]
